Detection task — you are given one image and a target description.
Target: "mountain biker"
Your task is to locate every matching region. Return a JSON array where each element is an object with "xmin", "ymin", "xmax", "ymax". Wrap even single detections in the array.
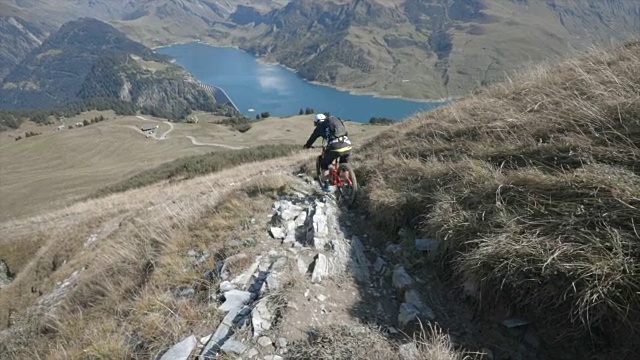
[{"xmin": 303, "ymin": 113, "xmax": 352, "ymax": 191}]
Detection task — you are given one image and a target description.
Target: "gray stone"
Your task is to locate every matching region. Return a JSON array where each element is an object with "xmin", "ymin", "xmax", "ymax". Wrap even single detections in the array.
[
  {"xmin": 231, "ymin": 259, "xmax": 261, "ymax": 288},
  {"xmin": 201, "ymin": 306, "xmax": 243, "ymax": 356},
  {"xmin": 280, "ymin": 208, "xmax": 301, "ymax": 222},
  {"xmin": 177, "ymin": 287, "xmax": 195, "ymax": 298},
  {"xmin": 373, "ymin": 257, "xmax": 387, "ymax": 273},
  {"xmin": 405, "ymin": 289, "xmax": 435, "ymax": 320},
  {"xmin": 297, "ymin": 258, "xmax": 308, "ymax": 275},
  {"xmin": 295, "ymin": 211, "xmax": 307, "ymax": 227},
  {"xmin": 502, "ymin": 317, "xmax": 531, "ymax": 328},
  {"xmin": 285, "ymin": 220, "xmax": 296, "ymax": 233},
  {"xmin": 311, "ymin": 253, "xmax": 329, "ymax": 284},
  {"xmin": 219, "ymin": 290, "xmax": 254, "ymax": 312},
  {"xmin": 270, "ymin": 227, "xmax": 286, "ymax": 239},
  {"xmin": 257, "ymin": 336, "xmax": 272, "ymax": 347},
  {"xmin": 194, "ymin": 252, "xmax": 211, "ymax": 267},
  {"xmin": 385, "ymin": 243, "xmax": 401, "ymax": 255},
  {"xmin": 263, "ymin": 356, "xmax": 283, "ymax": 360},
  {"xmin": 283, "ymin": 232, "xmax": 296, "ymax": 244},
  {"xmin": 266, "ymin": 273, "xmax": 280, "ymax": 292},
  {"xmin": 246, "ymin": 348, "xmax": 259, "ymax": 358},
  {"xmin": 199, "ymin": 334, "xmax": 211, "ymax": 345},
  {"xmin": 306, "ymin": 204, "xmax": 330, "ymax": 249},
  {"xmin": 252, "ymin": 297, "xmax": 274, "ymax": 337},
  {"xmin": 276, "ymin": 337, "xmax": 287, "ymax": 348},
  {"xmin": 398, "ymin": 342, "xmax": 420, "ymax": 360},
  {"xmin": 398, "ymin": 303, "xmax": 420, "ymax": 327},
  {"xmin": 270, "ymin": 257, "xmax": 288, "ymax": 271},
  {"xmin": 159, "ymin": 335, "xmax": 197, "ymax": 360},
  {"xmin": 349, "ymin": 236, "xmax": 371, "ymax": 281},
  {"xmin": 392, "ymin": 266, "xmax": 415, "ymax": 291},
  {"xmin": 187, "ymin": 250, "xmax": 198, "ymax": 257},
  {"xmin": 415, "ymin": 238, "xmax": 439, "ymax": 252},
  {"xmin": 316, "ymin": 294, "xmax": 327, "ymax": 302},
  {"xmin": 219, "ymin": 281, "xmax": 235, "ymax": 292},
  {"xmin": 221, "ymin": 339, "xmax": 247, "ymax": 355},
  {"xmin": 0, "ymin": 261, "xmax": 13, "ymax": 288}
]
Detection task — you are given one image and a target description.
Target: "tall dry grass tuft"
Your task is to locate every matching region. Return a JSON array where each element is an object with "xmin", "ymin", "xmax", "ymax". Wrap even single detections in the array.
[
  {"xmin": 355, "ymin": 40, "xmax": 640, "ymax": 350},
  {"xmin": 286, "ymin": 323, "xmax": 473, "ymax": 360}
]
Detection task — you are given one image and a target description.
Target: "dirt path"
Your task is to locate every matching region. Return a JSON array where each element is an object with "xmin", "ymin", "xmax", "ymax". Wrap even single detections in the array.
[
  {"xmin": 185, "ymin": 136, "xmax": 246, "ymax": 149},
  {"xmin": 133, "ymin": 116, "xmax": 244, "ymax": 149},
  {"xmin": 158, "ymin": 173, "xmax": 548, "ymax": 360}
]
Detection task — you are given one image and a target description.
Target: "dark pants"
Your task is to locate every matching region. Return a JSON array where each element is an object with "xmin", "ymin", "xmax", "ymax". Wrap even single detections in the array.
[{"xmin": 320, "ymin": 150, "xmax": 350, "ymax": 170}]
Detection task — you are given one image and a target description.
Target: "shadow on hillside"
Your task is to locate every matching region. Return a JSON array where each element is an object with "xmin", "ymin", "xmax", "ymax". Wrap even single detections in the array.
[{"xmin": 330, "ymin": 200, "xmax": 552, "ymax": 360}]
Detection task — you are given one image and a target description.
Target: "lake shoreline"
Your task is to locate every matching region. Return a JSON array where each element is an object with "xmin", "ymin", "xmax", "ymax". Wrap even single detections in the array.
[{"xmin": 154, "ymin": 40, "xmax": 455, "ymax": 104}]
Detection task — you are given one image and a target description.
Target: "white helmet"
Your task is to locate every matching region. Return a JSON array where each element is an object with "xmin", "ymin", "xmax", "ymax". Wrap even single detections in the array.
[{"xmin": 314, "ymin": 113, "xmax": 327, "ymax": 125}]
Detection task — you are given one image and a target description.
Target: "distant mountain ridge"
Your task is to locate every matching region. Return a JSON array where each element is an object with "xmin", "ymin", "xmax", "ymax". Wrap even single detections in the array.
[
  {"xmin": 0, "ymin": 16, "xmax": 49, "ymax": 81},
  {"xmin": 1, "ymin": 0, "xmax": 638, "ymax": 100},
  {"xmin": 213, "ymin": 0, "xmax": 640, "ymax": 99},
  {"xmin": 0, "ymin": 18, "xmax": 236, "ymax": 127}
]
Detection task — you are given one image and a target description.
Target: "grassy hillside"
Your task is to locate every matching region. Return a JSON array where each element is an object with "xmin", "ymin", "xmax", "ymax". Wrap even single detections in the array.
[
  {"xmin": 0, "ymin": 112, "xmax": 383, "ymax": 221},
  {"xmin": 354, "ymin": 40, "xmax": 640, "ymax": 356}
]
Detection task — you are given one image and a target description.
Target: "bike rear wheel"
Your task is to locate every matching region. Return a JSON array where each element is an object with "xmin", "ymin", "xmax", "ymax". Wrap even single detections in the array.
[{"xmin": 337, "ymin": 163, "xmax": 358, "ymax": 207}]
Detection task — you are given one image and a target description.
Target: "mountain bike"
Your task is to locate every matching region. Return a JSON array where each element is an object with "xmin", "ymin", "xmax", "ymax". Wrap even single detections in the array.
[{"xmin": 311, "ymin": 141, "xmax": 358, "ymax": 207}]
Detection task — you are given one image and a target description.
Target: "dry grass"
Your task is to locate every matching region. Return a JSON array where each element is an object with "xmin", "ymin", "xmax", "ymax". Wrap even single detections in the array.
[
  {"xmin": 0, "ymin": 112, "xmax": 383, "ymax": 221},
  {"xmin": 355, "ymin": 40, "xmax": 640, "ymax": 350},
  {"xmin": 287, "ymin": 323, "xmax": 473, "ymax": 360},
  {"xmin": 0, "ymin": 153, "xmax": 310, "ymax": 359}
]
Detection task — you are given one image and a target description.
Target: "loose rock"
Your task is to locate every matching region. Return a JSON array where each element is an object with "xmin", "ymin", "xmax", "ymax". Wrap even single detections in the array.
[
  {"xmin": 311, "ymin": 253, "xmax": 329, "ymax": 283},
  {"xmin": 276, "ymin": 337, "xmax": 287, "ymax": 348},
  {"xmin": 392, "ymin": 265, "xmax": 415, "ymax": 291},
  {"xmin": 398, "ymin": 303, "xmax": 421, "ymax": 327},
  {"xmin": 415, "ymin": 238, "xmax": 439, "ymax": 252},
  {"xmin": 270, "ymin": 227, "xmax": 286, "ymax": 239},
  {"xmin": 221, "ymin": 339, "xmax": 247, "ymax": 355},
  {"xmin": 257, "ymin": 336, "xmax": 272, "ymax": 347},
  {"xmin": 0, "ymin": 261, "xmax": 13, "ymax": 288},
  {"xmin": 219, "ymin": 290, "xmax": 254, "ymax": 312},
  {"xmin": 252, "ymin": 297, "xmax": 274, "ymax": 337},
  {"xmin": 159, "ymin": 335, "xmax": 197, "ymax": 360},
  {"xmin": 405, "ymin": 289, "xmax": 436, "ymax": 320},
  {"xmin": 263, "ymin": 356, "xmax": 284, "ymax": 360}
]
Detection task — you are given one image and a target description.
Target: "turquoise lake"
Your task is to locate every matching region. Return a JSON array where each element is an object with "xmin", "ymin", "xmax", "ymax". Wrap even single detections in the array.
[{"xmin": 156, "ymin": 43, "xmax": 444, "ymax": 122}]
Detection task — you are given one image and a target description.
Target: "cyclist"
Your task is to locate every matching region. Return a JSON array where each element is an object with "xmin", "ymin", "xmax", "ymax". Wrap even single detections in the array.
[{"xmin": 303, "ymin": 113, "xmax": 352, "ymax": 191}]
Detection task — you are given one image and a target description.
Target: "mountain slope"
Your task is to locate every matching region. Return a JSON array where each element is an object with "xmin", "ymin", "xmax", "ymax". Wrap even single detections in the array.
[
  {"xmin": 0, "ymin": 16, "xmax": 49, "ymax": 81},
  {"xmin": 213, "ymin": 0, "xmax": 640, "ymax": 99},
  {"xmin": 356, "ymin": 40, "xmax": 640, "ymax": 357},
  {"xmin": 0, "ymin": 18, "xmax": 234, "ymax": 120}
]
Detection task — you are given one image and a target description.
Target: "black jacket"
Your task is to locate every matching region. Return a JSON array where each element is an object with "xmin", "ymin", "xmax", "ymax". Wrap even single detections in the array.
[{"xmin": 304, "ymin": 117, "xmax": 352, "ymax": 151}]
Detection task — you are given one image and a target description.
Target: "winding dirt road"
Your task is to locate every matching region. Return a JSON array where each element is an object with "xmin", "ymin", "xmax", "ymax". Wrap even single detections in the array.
[
  {"xmin": 134, "ymin": 115, "xmax": 245, "ymax": 149},
  {"xmin": 185, "ymin": 136, "xmax": 246, "ymax": 149}
]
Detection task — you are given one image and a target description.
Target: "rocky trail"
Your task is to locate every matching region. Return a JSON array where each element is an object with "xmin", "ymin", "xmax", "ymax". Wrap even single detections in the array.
[{"xmin": 156, "ymin": 174, "xmax": 547, "ymax": 360}]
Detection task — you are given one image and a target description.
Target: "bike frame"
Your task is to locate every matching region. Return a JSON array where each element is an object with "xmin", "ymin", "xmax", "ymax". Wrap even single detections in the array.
[{"xmin": 319, "ymin": 140, "xmax": 353, "ymax": 188}]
